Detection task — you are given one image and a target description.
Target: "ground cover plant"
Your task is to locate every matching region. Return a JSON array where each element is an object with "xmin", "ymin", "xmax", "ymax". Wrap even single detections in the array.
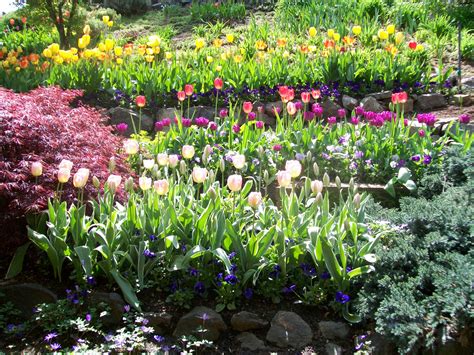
[{"xmin": 0, "ymin": 0, "xmax": 473, "ymax": 353}]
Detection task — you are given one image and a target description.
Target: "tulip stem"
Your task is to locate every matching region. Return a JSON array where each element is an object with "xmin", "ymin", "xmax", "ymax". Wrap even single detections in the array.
[{"xmin": 215, "ymin": 90, "xmax": 219, "ymax": 118}]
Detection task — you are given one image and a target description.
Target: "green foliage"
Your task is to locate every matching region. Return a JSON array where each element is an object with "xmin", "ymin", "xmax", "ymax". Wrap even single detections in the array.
[
  {"xmin": 103, "ymin": 0, "xmax": 150, "ymax": 15},
  {"xmin": 356, "ymin": 147, "xmax": 474, "ymax": 353},
  {"xmin": 190, "ymin": 1, "xmax": 246, "ymax": 23}
]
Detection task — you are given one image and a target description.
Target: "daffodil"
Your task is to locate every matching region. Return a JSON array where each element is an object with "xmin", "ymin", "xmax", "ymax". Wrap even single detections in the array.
[{"xmin": 327, "ymin": 29, "xmax": 335, "ymax": 38}]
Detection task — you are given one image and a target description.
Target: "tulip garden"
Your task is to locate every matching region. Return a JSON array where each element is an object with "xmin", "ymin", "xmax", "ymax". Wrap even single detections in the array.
[{"xmin": 0, "ymin": 0, "xmax": 473, "ymax": 354}]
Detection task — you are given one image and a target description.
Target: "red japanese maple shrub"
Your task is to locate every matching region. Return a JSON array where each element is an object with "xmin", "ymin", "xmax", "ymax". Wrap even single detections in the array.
[{"xmin": 0, "ymin": 87, "xmax": 132, "ymax": 252}]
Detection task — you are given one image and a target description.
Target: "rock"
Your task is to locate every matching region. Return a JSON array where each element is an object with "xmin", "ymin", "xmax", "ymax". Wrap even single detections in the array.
[
  {"xmin": 451, "ymin": 94, "xmax": 472, "ymax": 106},
  {"xmin": 173, "ymin": 306, "xmax": 227, "ymax": 341},
  {"xmin": 319, "ymin": 321, "xmax": 350, "ymax": 340},
  {"xmin": 415, "ymin": 93, "xmax": 447, "ymax": 111},
  {"xmin": 258, "ymin": 113, "xmax": 276, "ymax": 127},
  {"xmin": 231, "ymin": 311, "xmax": 268, "ymax": 331},
  {"xmin": 400, "ymin": 98, "xmax": 414, "ymax": 113},
  {"xmin": 342, "ymin": 95, "xmax": 359, "ymax": 111},
  {"xmin": 188, "ymin": 106, "xmax": 216, "ymax": 119},
  {"xmin": 265, "ymin": 101, "xmax": 283, "ymax": 117},
  {"xmin": 461, "ymin": 76, "xmax": 474, "ymax": 90},
  {"xmin": 0, "ymin": 283, "xmax": 57, "ymax": 317},
  {"xmin": 107, "ymin": 107, "xmax": 154, "ymax": 136},
  {"xmin": 89, "ymin": 292, "xmax": 125, "ymax": 326},
  {"xmin": 321, "ymin": 98, "xmax": 343, "ymax": 118},
  {"xmin": 326, "ymin": 342, "xmax": 343, "ymax": 355},
  {"xmin": 360, "ymin": 96, "xmax": 384, "ymax": 113},
  {"xmin": 156, "ymin": 107, "xmax": 177, "ymax": 121},
  {"xmin": 237, "ymin": 332, "xmax": 267, "ymax": 351},
  {"xmin": 365, "ymin": 333, "xmax": 397, "ymax": 355},
  {"xmin": 368, "ymin": 90, "xmax": 392, "ymax": 100},
  {"xmin": 266, "ymin": 311, "xmax": 312, "ymax": 348},
  {"xmin": 144, "ymin": 311, "xmax": 173, "ymax": 330}
]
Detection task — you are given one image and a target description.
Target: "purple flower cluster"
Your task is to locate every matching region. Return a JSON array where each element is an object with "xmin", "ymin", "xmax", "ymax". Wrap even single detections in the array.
[{"xmin": 417, "ymin": 113, "xmax": 437, "ymax": 126}]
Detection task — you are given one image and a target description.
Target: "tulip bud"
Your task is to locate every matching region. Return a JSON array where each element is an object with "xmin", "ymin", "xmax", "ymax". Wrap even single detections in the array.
[
  {"xmin": 179, "ymin": 160, "xmax": 187, "ymax": 175},
  {"xmin": 315, "ymin": 192, "xmax": 323, "ymax": 204},
  {"xmin": 323, "ymin": 172, "xmax": 330, "ymax": 187},
  {"xmin": 153, "ymin": 179, "xmax": 169, "ymax": 195},
  {"xmin": 169, "ymin": 154, "xmax": 179, "ymax": 168},
  {"xmin": 232, "ymin": 154, "xmax": 246, "ymax": 170},
  {"xmin": 123, "ymin": 139, "xmax": 139, "ymax": 155},
  {"xmin": 57, "ymin": 168, "xmax": 71, "ymax": 183},
  {"xmin": 31, "ymin": 161, "xmax": 43, "ymax": 177},
  {"xmin": 335, "ymin": 176, "xmax": 341, "ymax": 189},
  {"xmin": 285, "ymin": 160, "xmax": 302, "ymax": 178},
  {"xmin": 227, "ymin": 174, "xmax": 243, "ymax": 192},
  {"xmin": 157, "ymin": 153, "xmax": 169, "ymax": 166},
  {"xmin": 219, "ymin": 157, "xmax": 225, "ymax": 173},
  {"xmin": 313, "ymin": 162, "xmax": 319, "ymax": 177},
  {"xmin": 248, "ymin": 191, "xmax": 262, "ymax": 209},
  {"xmin": 139, "ymin": 176, "xmax": 152, "ymax": 191},
  {"xmin": 192, "ymin": 167, "xmax": 208, "ymax": 184},
  {"xmin": 263, "ymin": 170, "xmax": 270, "ymax": 184},
  {"xmin": 153, "ymin": 165, "xmax": 160, "ymax": 178},
  {"xmin": 277, "ymin": 170, "xmax": 292, "ymax": 188},
  {"xmin": 349, "ymin": 178, "xmax": 354, "ymax": 192},
  {"xmin": 109, "ymin": 157, "xmax": 116, "ymax": 173},
  {"xmin": 73, "ymin": 170, "xmax": 89, "ymax": 188},
  {"xmin": 208, "ymin": 169, "xmax": 215, "ymax": 183},
  {"xmin": 182, "ymin": 145, "xmax": 195, "ymax": 159},
  {"xmin": 306, "ymin": 151, "xmax": 312, "ymax": 163},
  {"xmin": 207, "ymin": 187, "xmax": 217, "ymax": 200},
  {"xmin": 202, "ymin": 145, "xmax": 212, "ymax": 165},
  {"xmin": 257, "ymin": 146, "xmax": 264, "ymax": 158},
  {"xmin": 92, "ymin": 176, "xmax": 100, "ymax": 188},
  {"xmin": 107, "ymin": 174, "xmax": 122, "ymax": 193},
  {"xmin": 311, "ymin": 180, "xmax": 323, "ymax": 194},
  {"xmin": 59, "ymin": 159, "xmax": 73, "ymax": 171},
  {"xmin": 125, "ymin": 177, "xmax": 134, "ymax": 192},
  {"xmin": 143, "ymin": 159, "xmax": 155, "ymax": 170},
  {"xmin": 353, "ymin": 193, "xmax": 361, "ymax": 208},
  {"xmin": 344, "ymin": 220, "xmax": 351, "ymax": 232}
]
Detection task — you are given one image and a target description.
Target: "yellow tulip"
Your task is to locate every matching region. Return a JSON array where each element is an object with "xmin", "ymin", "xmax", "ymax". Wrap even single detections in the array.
[
  {"xmin": 54, "ymin": 56, "xmax": 64, "ymax": 64},
  {"xmin": 105, "ymin": 39, "xmax": 114, "ymax": 51},
  {"xmin": 146, "ymin": 48, "xmax": 154, "ymax": 55},
  {"xmin": 213, "ymin": 38, "xmax": 223, "ymax": 47},
  {"xmin": 70, "ymin": 47, "xmax": 78, "ymax": 55},
  {"xmin": 147, "ymin": 35, "xmax": 161, "ymax": 47},
  {"xmin": 2, "ymin": 47, "xmax": 8, "ymax": 54},
  {"xmin": 2, "ymin": 60, "xmax": 9, "ymax": 68},
  {"xmin": 416, "ymin": 44, "xmax": 424, "ymax": 51},
  {"xmin": 387, "ymin": 24, "xmax": 395, "ymax": 35},
  {"xmin": 226, "ymin": 33, "xmax": 234, "ymax": 43},
  {"xmin": 327, "ymin": 29, "xmax": 335, "ymax": 38},
  {"xmin": 114, "ymin": 47, "xmax": 123, "ymax": 56},
  {"xmin": 206, "ymin": 55, "xmax": 213, "ymax": 63},
  {"xmin": 98, "ymin": 43, "xmax": 106, "ymax": 52},
  {"xmin": 308, "ymin": 27, "xmax": 317, "ymax": 37},
  {"xmin": 145, "ymin": 55, "xmax": 154, "ymax": 63},
  {"xmin": 395, "ymin": 32, "xmax": 404, "ymax": 44},
  {"xmin": 83, "ymin": 24, "xmax": 91, "ymax": 35},
  {"xmin": 83, "ymin": 49, "xmax": 93, "ymax": 59},
  {"xmin": 216, "ymin": 65, "xmax": 222, "ymax": 71},
  {"xmin": 165, "ymin": 51, "xmax": 172, "ymax": 60},
  {"xmin": 116, "ymin": 58, "xmax": 123, "ymax": 64},
  {"xmin": 352, "ymin": 25, "xmax": 361, "ymax": 36},
  {"xmin": 372, "ymin": 35, "xmax": 378, "ymax": 42},
  {"xmin": 72, "ymin": 55, "xmax": 79, "ymax": 62},
  {"xmin": 50, "ymin": 43, "xmax": 60, "ymax": 54},
  {"xmin": 282, "ymin": 50, "xmax": 290, "ymax": 58},
  {"xmin": 234, "ymin": 55, "xmax": 243, "ymax": 63},
  {"xmin": 17, "ymin": 47, "xmax": 23, "ymax": 53},
  {"xmin": 220, "ymin": 52, "xmax": 227, "ymax": 61},
  {"xmin": 195, "ymin": 38, "xmax": 205, "ymax": 50},
  {"xmin": 102, "ymin": 15, "xmax": 109, "ymax": 23},
  {"xmin": 153, "ymin": 46, "xmax": 160, "ymax": 54},
  {"xmin": 240, "ymin": 47, "xmax": 246, "ymax": 55},
  {"xmin": 42, "ymin": 48, "xmax": 52, "ymax": 58},
  {"xmin": 107, "ymin": 21, "xmax": 113, "ymax": 27},
  {"xmin": 15, "ymin": 66, "xmax": 20, "ymax": 72},
  {"xmin": 378, "ymin": 29, "xmax": 388, "ymax": 40},
  {"xmin": 333, "ymin": 33, "xmax": 340, "ymax": 41}
]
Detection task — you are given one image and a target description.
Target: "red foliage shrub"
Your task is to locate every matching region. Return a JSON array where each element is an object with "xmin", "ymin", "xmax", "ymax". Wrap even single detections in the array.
[{"xmin": 0, "ymin": 87, "xmax": 132, "ymax": 252}]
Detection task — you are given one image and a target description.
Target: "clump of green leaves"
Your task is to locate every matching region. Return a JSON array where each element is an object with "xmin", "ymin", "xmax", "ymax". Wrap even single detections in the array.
[{"xmin": 357, "ymin": 147, "xmax": 474, "ymax": 353}]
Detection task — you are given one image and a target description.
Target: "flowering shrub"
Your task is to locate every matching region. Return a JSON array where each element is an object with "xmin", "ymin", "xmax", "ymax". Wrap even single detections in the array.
[{"xmin": 0, "ymin": 86, "xmax": 131, "ymax": 229}]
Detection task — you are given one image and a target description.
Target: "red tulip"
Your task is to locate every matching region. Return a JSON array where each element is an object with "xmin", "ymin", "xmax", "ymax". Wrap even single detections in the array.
[
  {"xmin": 243, "ymin": 101, "xmax": 253, "ymax": 114},
  {"xmin": 184, "ymin": 84, "xmax": 194, "ymax": 96},
  {"xmin": 278, "ymin": 86, "xmax": 289, "ymax": 98},
  {"xmin": 311, "ymin": 89, "xmax": 321, "ymax": 99},
  {"xmin": 301, "ymin": 92, "xmax": 311, "ymax": 103},
  {"xmin": 392, "ymin": 91, "xmax": 408, "ymax": 104},
  {"xmin": 9, "ymin": 18, "xmax": 14, "ymax": 25},
  {"xmin": 21, "ymin": 17, "xmax": 27, "ymax": 24},
  {"xmin": 135, "ymin": 95, "xmax": 146, "ymax": 108},
  {"xmin": 408, "ymin": 41, "xmax": 417, "ymax": 50},
  {"xmin": 214, "ymin": 77, "xmax": 223, "ymax": 90},
  {"xmin": 177, "ymin": 91, "xmax": 186, "ymax": 102}
]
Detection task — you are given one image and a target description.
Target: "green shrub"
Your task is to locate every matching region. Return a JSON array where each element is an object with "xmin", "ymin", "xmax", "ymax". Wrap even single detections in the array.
[
  {"xmin": 103, "ymin": 0, "xmax": 150, "ymax": 15},
  {"xmin": 357, "ymin": 147, "xmax": 474, "ymax": 353}
]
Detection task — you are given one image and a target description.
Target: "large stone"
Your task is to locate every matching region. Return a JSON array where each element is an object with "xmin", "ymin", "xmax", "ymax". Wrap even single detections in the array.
[
  {"xmin": 144, "ymin": 311, "xmax": 173, "ymax": 329},
  {"xmin": 400, "ymin": 98, "xmax": 414, "ymax": 113},
  {"xmin": 266, "ymin": 311, "xmax": 312, "ymax": 348},
  {"xmin": 368, "ymin": 90, "xmax": 392, "ymax": 100},
  {"xmin": 265, "ymin": 101, "xmax": 283, "ymax": 117},
  {"xmin": 342, "ymin": 95, "xmax": 359, "ymax": 111},
  {"xmin": 237, "ymin": 332, "xmax": 267, "ymax": 351},
  {"xmin": 173, "ymin": 306, "xmax": 227, "ymax": 341},
  {"xmin": 107, "ymin": 107, "xmax": 154, "ymax": 135},
  {"xmin": 326, "ymin": 342, "xmax": 343, "ymax": 355},
  {"xmin": 231, "ymin": 311, "xmax": 268, "ymax": 331},
  {"xmin": 365, "ymin": 333, "xmax": 397, "ymax": 355},
  {"xmin": 461, "ymin": 76, "xmax": 474, "ymax": 90},
  {"xmin": 0, "ymin": 283, "xmax": 57, "ymax": 317},
  {"xmin": 89, "ymin": 292, "xmax": 125, "ymax": 326},
  {"xmin": 156, "ymin": 107, "xmax": 178, "ymax": 121},
  {"xmin": 321, "ymin": 98, "xmax": 343, "ymax": 118},
  {"xmin": 188, "ymin": 106, "xmax": 216, "ymax": 119},
  {"xmin": 360, "ymin": 96, "xmax": 384, "ymax": 113},
  {"xmin": 415, "ymin": 93, "xmax": 447, "ymax": 111},
  {"xmin": 319, "ymin": 321, "xmax": 350, "ymax": 340}
]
